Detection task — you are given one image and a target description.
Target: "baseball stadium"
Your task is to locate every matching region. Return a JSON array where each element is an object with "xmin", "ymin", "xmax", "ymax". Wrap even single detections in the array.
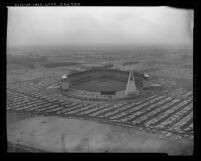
[{"xmin": 60, "ymin": 68, "xmax": 153, "ymax": 100}]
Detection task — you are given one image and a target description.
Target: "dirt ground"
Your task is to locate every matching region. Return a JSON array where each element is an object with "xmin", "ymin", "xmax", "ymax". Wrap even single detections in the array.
[{"xmin": 7, "ymin": 114, "xmax": 193, "ymax": 155}]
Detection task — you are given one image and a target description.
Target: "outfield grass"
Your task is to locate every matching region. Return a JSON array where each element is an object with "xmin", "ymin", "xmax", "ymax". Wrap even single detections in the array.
[{"xmin": 74, "ymin": 79, "xmax": 127, "ymax": 92}]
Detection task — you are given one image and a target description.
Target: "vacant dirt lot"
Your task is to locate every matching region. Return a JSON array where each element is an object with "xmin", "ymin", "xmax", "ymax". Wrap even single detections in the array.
[{"xmin": 7, "ymin": 116, "xmax": 193, "ymax": 154}]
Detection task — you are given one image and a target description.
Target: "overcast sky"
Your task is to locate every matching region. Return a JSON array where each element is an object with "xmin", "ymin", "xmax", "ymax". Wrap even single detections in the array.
[{"xmin": 7, "ymin": 7, "xmax": 193, "ymax": 48}]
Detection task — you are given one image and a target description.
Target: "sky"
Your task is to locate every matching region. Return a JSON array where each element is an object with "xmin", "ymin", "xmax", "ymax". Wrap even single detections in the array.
[{"xmin": 7, "ymin": 6, "xmax": 194, "ymax": 48}]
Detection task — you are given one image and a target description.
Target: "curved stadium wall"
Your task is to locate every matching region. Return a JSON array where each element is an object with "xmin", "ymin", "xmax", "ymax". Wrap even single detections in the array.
[{"xmin": 61, "ymin": 69, "xmax": 149, "ymax": 97}]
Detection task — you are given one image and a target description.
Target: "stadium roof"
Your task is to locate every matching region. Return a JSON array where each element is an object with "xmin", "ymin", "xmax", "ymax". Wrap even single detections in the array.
[{"xmin": 61, "ymin": 74, "xmax": 68, "ymax": 79}]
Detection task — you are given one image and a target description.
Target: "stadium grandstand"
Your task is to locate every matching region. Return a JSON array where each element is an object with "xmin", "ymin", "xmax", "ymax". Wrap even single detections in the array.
[{"xmin": 60, "ymin": 68, "xmax": 151, "ymax": 99}]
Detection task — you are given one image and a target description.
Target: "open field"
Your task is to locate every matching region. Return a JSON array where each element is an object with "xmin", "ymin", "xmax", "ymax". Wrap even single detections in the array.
[{"xmin": 7, "ymin": 116, "xmax": 193, "ymax": 154}]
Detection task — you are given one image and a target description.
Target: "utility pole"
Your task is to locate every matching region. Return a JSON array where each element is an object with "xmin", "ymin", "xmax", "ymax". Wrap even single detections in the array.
[
  {"xmin": 87, "ymin": 142, "xmax": 90, "ymax": 152},
  {"xmin": 61, "ymin": 134, "xmax": 66, "ymax": 152}
]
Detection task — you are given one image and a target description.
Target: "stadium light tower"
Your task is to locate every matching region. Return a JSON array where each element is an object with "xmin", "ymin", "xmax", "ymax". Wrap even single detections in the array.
[{"xmin": 125, "ymin": 71, "xmax": 139, "ymax": 96}]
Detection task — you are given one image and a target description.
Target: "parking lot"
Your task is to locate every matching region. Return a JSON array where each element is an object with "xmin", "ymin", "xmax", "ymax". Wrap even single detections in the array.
[{"xmin": 7, "ymin": 80, "xmax": 193, "ymax": 139}]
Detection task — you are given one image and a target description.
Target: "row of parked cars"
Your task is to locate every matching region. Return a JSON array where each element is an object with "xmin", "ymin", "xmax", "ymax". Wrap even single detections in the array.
[
  {"xmin": 103, "ymin": 95, "xmax": 159, "ymax": 118},
  {"xmin": 124, "ymin": 96, "xmax": 173, "ymax": 124},
  {"xmin": 7, "ymin": 82, "xmax": 193, "ymax": 136},
  {"xmin": 130, "ymin": 98, "xmax": 182, "ymax": 126},
  {"xmin": 168, "ymin": 111, "xmax": 193, "ymax": 132},
  {"xmin": 154, "ymin": 101, "xmax": 192, "ymax": 129},
  {"xmin": 184, "ymin": 122, "xmax": 193, "ymax": 132},
  {"xmin": 76, "ymin": 104, "xmax": 111, "ymax": 116},
  {"xmin": 109, "ymin": 95, "xmax": 166, "ymax": 120},
  {"xmin": 88, "ymin": 103, "xmax": 126, "ymax": 118},
  {"xmin": 144, "ymin": 98, "xmax": 181, "ymax": 127},
  {"xmin": 156, "ymin": 103, "xmax": 192, "ymax": 129},
  {"xmin": 56, "ymin": 103, "xmax": 85, "ymax": 114},
  {"xmin": 147, "ymin": 99, "xmax": 192, "ymax": 128},
  {"xmin": 7, "ymin": 77, "xmax": 60, "ymax": 94},
  {"xmin": 7, "ymin": 89, "xmax": 76, "ymax": 113},
  {"xmin": 168, "ymin": 88, "xmax": 193, "ymax": 100},
  {"xmin": 66, "ymin": 104, "xmax": 98, "ymax": 115},
  {"xmin": 7, "ymin": 90, "xmax": 39, "ymax": 110}
]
